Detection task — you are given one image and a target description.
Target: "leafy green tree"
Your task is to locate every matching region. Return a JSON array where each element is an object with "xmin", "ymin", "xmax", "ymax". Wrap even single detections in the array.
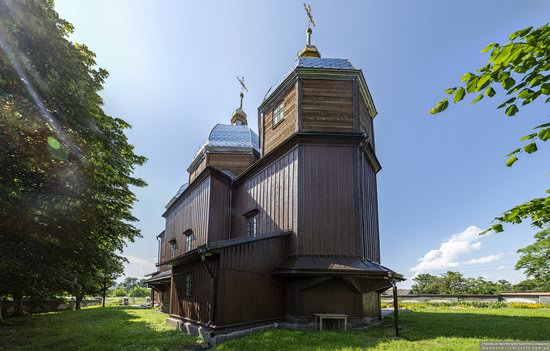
[
  {"xmin": 512, "ymin": 278, "xmax": 550, "ymax": 291},
  {"xmin": 129, "ymin": 286, "xmax": 150, "ymax": 298},
  {"xmin": 411, "ymin": 274, "xmax": 440, "ymax": 294},
  {"xmin": 430, "ymin": 24, "xmax": 549, "ymax": 233},
  {"xmin": 112, "ymin": 287, "xmax": 128, "ymax": 297},
  {"xmin": 118, "ymin": 277, "xmax": 141, "ymax": 291},
  {"xmin": 0, "ymin": 0, "xmax": 145, "ymax": 310},
  {"xmin": 516, "ymin": 228, "xmax": 550, "ymax": 287}
]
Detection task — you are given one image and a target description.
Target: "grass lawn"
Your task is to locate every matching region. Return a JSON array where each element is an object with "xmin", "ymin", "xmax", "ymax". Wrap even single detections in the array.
[
  {"xmin": 1, "ymin": 306, "xmax": 549, "ymax": 350},
  {"xmin": 214, "ymin": 307, "xmax": 550, "ymax": 351},
  {"xmin": 0, "ymin": 306, "xmax": 200, "ymax": 351}
]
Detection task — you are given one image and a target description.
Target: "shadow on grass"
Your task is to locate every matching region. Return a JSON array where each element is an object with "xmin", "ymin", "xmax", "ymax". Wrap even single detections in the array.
[{"xmin": 0, "ymin": 306, "xmax": 199, "ymax": 351}]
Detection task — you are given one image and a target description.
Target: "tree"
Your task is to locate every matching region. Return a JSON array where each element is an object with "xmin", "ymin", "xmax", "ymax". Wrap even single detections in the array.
[
  {"xmin": 129, "ymin": 286, "xmax": 150, "ymax": 298},
  {"xmin": 118, "ymin": 277, "xmax": 142, "ymax": 291},
  {"xmin": 411, "ymin": 274, "xmax": 440, "ymax": 294},
  {"xmin": 112, "ymin": 288, "xmax": 128, "ymax": 297},
  {"xmin": 430, "ymin": 24, "xmax": 549, "ymax": 233},
  {"xmin": 516, "ymin": 228, "xmax": 550, "ymax": 287},
  {"xmin": 0, "ymin": 0, "xmax": 145, "ymax": 309}
]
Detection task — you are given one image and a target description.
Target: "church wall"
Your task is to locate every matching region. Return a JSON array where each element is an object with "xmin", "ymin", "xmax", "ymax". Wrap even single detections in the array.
[
  {"xmin": 164, "ymin": 176, "xmax": 211, "ymax": 258},
  {"xmin": 216, "ymin": 235, "xmax": 289, "ymax": 326},
  {"xmin": 233, "ymin": 147, "xmax": 298, "ymax": 239},
  {"xmin": 301, "ymin": 79, "xmax": 354, "ymax": 132},
  {"xmin": 171, "ymin": 259, "xmax": 216, "ymax": 324},
  {"xmin": 263, "ymin": 84, "xmax": 297, "ymax": 155},
  {"xmin": 207, "ymin": 152, "xmax": 256, "ymax": 177},
  {"xmin": 296, "ymin": 144, "xmax": 363, "ymax": 257},
  {"xmin": 358, "ymin": 97, "xmax": 375, "ymax": 149},
  {"xmin": 357, "ymin": 148, "xmax": 381, "ymax": 263},
  {"xmin": 188, "ymin": 158, "xmax": 207, "ymax": 184},
  {"xmin": 208, "ymin": 175, "xmax": 231, "ymax": 243}
]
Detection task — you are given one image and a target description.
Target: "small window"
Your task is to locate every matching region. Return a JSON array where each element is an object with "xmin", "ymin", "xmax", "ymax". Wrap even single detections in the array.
[
  {"xmin": 272, "ymin": 101, "xmax": 285, "ymax": 126},
  {"xmin": 185, "ymin": 273, "xmax": 193, "ymax": 298},
  {"xmin": 184, "ymin": 231, "xmax": 193, "ymax": 252},
  {"xmin": 245, "ymin": 214, "xmax": 257, "ymax": 238},
  {"xmin": 169, "ymin": 239, "xmax": 177, "ymax": 258}
]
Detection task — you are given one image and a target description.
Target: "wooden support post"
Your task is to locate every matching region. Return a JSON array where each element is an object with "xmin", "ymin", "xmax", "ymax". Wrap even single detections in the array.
[{"xmin": 392, "ymin": 280, "xmax": 400, "ymax": 337}]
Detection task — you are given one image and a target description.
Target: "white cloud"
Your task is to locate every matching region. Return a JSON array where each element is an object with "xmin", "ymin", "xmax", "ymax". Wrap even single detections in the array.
[
  {"xmin": 463, "ymin": 253, "xmax": 503, "ymax": 265},
  {"xmin": 410, "ymin": 226, "xmax": 485, "ymax": 275},
  {"xmin": 497, "ymin": 265, "xmax": 506, "ymax": 271},
  {"xmin": 122, "ymin": 255, "xmax": 156, "ymax": 279}
]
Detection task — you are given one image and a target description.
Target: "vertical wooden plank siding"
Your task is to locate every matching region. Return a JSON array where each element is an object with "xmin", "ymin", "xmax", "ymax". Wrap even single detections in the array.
[
  {"xmin": 358, "ymin": 149, "xmax": 381, "ymax": 263},
  {"xmin": 208, "ymin": 176, "xmax": 231, "ymax": 242},
  {"xmin": 217, "ymin": 236, "xmax": 289, "ymax": 326},
  {"xmin": 171, "ymin": 260, "xmax": 217, "ymax": 323},
  {"xmin": 301, "ymin": 79, "xmax": 354, "ymax": 131},
  {"xmin": 163, "ymin": 177, "xmax": 211, "ymax": 258},
  {"xmin": 234, "ymin": 147, "xmax": 299, "ymax": 239},
  {"xmin": 297, "ymin": 144, "xmax": 362, "ymax": 257},
  {"xmin": 263, "ymin": 85, "xmax": 297, "ymax": 154}
]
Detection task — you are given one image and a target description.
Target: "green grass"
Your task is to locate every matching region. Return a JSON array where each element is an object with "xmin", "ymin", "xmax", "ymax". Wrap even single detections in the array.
[
  {"xmin": 1, "ymin": 306, "xmax": 549, "ymax": 350},
  {"xmin": 214, "ymin": 307, "xmax": 550, "ymax": 351},
  {"xmin": 0, "ymin": 306, "xmax": 200, "ymax": 351}
]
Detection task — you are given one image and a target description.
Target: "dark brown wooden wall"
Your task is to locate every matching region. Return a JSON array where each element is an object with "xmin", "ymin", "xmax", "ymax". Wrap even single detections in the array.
[
  {"xmin": 358, "ymin": 150, "xmax": 381, "ymax": 263},
  {"xmin": 301, "ymin": 79, "xmax": 354, "ymax": 132},
  {"xmin": 234, "ymin": 147, "xmax": 298, "ymax": 239},
  {"xmin": 216, "ymin": 236, "xmax": 289, "ymax": 326},
  {"xmin": 263, "ymin": 85, "xmax": 297, "ymax": 155},
  {"xmin": 164, "ymin": 176, "xmax": 210, "ymax": 258},
  {"xmin": 296, "ymin": 144, "xmax": 362, "ymax": 257},
  {"xmin": 171, "ymin": 260, "xmax": 216, "ymax": 324},
  {"xmin": 286, "ymin": 277, "xmax": 363, "ymax": 318},
  {"xmin": 208, "ymin": 176, "xmax": 231, "ymax": 243}
]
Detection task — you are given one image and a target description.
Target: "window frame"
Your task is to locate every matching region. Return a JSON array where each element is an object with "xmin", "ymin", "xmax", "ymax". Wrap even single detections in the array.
[
  {"xmin": 272, "ymin": 101, "xmax": 285, "ymax": 127},
  {"xmin": 244, "ymin": 210, "xmax": 258, "ymax": 239},
  {"xmin": 169, "ymin": 239, "xmax": 177, "ymax": 258},
  {"xmin": 184, "ymin": 273, "xmax": 193, "ymax": 298},
  {"xmin": 184, "ymin": 230, "xmax": 193, "ymax": 252}
]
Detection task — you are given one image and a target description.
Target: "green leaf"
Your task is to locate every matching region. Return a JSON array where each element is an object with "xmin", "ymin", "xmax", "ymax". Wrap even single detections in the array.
[
  {"xmin": 518, "ymin": 89, "xmax": 534, "ymax": 99},
  {"xmin": 519, "ymin": 133, "xmax": 537, "ymax": 141},
  {"xmin": 481, "ymin": 42, "xmax": 495, "ymax": 53},
  {"xmin": 444, "ymin": 87, "xmax": 457, "ymax": 94},
  {"xmin": 429, "ymin": 98, "xmax": 449, "ymax": 114},
  {"xmin": 541, "ymin": 83, "xmax": 550, "ymax": 95},
  {"xmin": 509, "ymin": 26, "xmax": 533, "ymax": 40},
  {"xmin": 506, "ymin": 155, "xmax": 518, "ymax": 167},
  {"xmin": 471, "ymin": 94, "xmax": 484, "ymax": 104},
  {"xmin": 461, "ymin": 72, "xmax": 473, "ymax": 83},
  {"xmin": 507, "ymin": 148, "xmax": 521, "ymax": 156},
  {"xmin": 466, "ymin": 76, "xmax": 480, "ymax": 93},
  {"xmin": 497, "ymin": 97, "xmax": 516, "ymax": 109},
  {"xmin": 477, "ymin": 74, "xmax": 492, "ymax": 90},
  {"xmin": 453, "ymin": 87, "xmax": 466, "ymax": 103},
  {"xmin": 492, "ymin": 224, "xmax": 504, "ymax": 233},
  {"xmin": 523, "ymin": 143, "xmax": 538, "ymax": 154},
  {"xmin": 485, "ymin": 87, "xmax": 496, "ymax": 97},
  {"xmin": 502, "ymin": 77, "xmax": 516, "ymax": 90},
  {"xmin": 538, "ymin": 128, "xmax": 550, "ymax": 142},
  {"xmin": 505, "ymin": 104, "xmax": 519, "ymax": 116}
]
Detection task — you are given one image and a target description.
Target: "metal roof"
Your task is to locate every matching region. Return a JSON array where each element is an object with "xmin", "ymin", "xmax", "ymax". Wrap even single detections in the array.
[
  {"xmin": 188, "ymin": 124, "xmax": 259, "ymax": 172},
  {"xmin": 269, "ymin": 57, "xmax": 357, "ymax": 96}
]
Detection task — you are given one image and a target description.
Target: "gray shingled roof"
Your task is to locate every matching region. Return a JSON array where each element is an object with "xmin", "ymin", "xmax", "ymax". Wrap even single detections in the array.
[
  {"xmin": 208, "ymin": 124, "xmax": 260, "ymax": 150},
  {"xmin": 188, "ymin": 124, "xmax": 259, "ymax": 173},
  {"xmin": 270, "ymin": 57, "xmax": 357, "ymax": 96}
]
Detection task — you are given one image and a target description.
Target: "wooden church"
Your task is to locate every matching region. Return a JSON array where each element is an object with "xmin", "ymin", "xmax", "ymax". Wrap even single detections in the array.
[{"xmin": 146, "ymin": 11, "xmax": 402, "ymax": 338}]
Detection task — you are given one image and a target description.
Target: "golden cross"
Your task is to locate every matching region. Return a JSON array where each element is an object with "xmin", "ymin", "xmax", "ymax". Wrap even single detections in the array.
[
  {"xmin": 237, "ymin": 76, "xmax": 248, "ymax": 94},
  {"xmin": 304, "ymin": 3, "xmax": 315, "ymax": 28}
]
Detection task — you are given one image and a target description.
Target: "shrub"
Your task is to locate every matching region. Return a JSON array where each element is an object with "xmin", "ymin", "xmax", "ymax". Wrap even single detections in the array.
[{"xmin": 509, "ymin": 302, "xmax": 544, "ymax": 309}]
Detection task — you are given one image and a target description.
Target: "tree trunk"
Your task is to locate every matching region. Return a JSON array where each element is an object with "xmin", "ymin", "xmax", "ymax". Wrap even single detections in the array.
[
  {"xmin": 0, "ymin": 299, "xmax": 3, "ymax": 322},
  {"xmin": 75, "ymin": 295, "xmax": 83, "ymax": 310}
]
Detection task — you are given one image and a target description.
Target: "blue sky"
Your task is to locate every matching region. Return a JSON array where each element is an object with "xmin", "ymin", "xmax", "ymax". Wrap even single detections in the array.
[{"xmin": 55, "ymin": 0, "xmax": 549, "ymax": 287}]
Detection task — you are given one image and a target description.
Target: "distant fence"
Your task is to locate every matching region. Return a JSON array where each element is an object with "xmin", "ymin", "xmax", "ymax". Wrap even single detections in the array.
[
  {"xmin": 381, "ymin": 293, "xmax": 550, "ymax": 305},
  {"xmin": 1, "ymin": 298, "xmax": 102, "ymax": 317}
]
